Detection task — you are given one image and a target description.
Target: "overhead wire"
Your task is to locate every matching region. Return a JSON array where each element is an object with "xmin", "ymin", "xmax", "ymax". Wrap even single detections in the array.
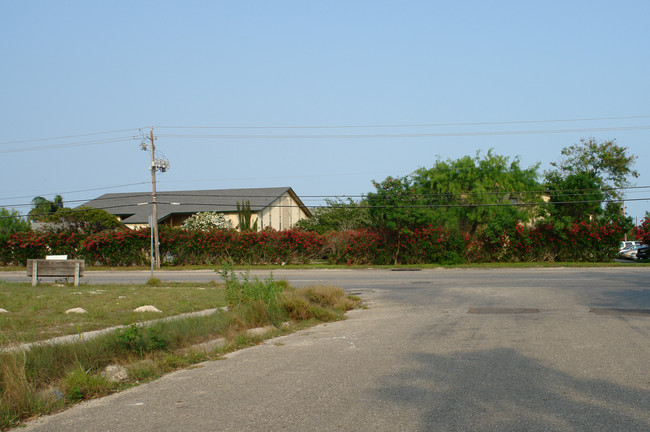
[
  {"xmin": 0, "ymin": 128, "xmax": 145, "ymax": 145},
  {"xmin": 0, "ymin": 137, "xmax": 136, "ymax": 154},
  {"xmin": 0, "ymin": 182, "xmax": 151, "ymax": 203},
  {"xmin": 154, "ymin": 115, "xmax": 650, "ymax": 130},
  {"xmin": 4, "ymin": 185, "xmax": 650, "ymax": 210},
  {"xmin": 156, "ymin": 125, "xmax": 650, "ymax": 140},
  {"xmin": 4, "ymin": 195, "xmax": 650, "ymax": 221},
  {"xmin": 1, "ymin": 115, "xmax": 649, "ymax": 154}
]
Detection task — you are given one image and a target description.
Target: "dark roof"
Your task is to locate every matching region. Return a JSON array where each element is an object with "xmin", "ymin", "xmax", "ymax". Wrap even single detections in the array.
[{"xmin": 81, "ymin": 187, "xmax": 310, "ymax": 224}]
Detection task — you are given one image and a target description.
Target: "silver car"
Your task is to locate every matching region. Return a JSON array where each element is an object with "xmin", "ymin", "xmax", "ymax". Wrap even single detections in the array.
[{"xmin": 619, "ymin": 244, "xmax": 645, "ymax": 260}]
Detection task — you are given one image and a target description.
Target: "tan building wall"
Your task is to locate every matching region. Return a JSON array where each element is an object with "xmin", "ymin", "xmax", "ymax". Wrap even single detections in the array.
[
  {"xmin": 122, "ymin": 191, "xmax": 309, "ymax": 231},
  {"xmin": 256, "ymin": 192, "xmax": 309, "ymax": 230}
]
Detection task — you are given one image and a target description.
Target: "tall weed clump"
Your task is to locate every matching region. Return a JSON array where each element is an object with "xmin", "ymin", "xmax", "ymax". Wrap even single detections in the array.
[
  {"xmin": 217, "ymin": 263, "xmax": 287, "ymax": 326},
  {"xmin": 0, "ymin": 351, "xmax": 39, "ymax": 428}
]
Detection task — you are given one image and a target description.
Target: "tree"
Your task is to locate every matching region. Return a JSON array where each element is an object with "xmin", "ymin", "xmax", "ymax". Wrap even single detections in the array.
[
  {"xmin": 29, "ymin": 195, "xmax": 64, "ymax": 221},
  {"xmin": 366, "ymin": 175, "xmax": 432, "ymax": 264},
  {"xmin": 295, "ymin": 198, "xmax": 373, "ymax": 234},
  {"xmin": 549, "ymin": 138, "xmax": 638, "ymax": 201},
  {"xmin": 182, "ymin": 212, "xmax": 231, "ymax": 231},
  {"xmin": 45, "ymin": 207, "xmax": 125, "ymax": 233},
  {"xmin": 367, "ymin": 176, "xmax": 432, "ymax": 231},
  {"xmin": 544, "ymin": 138, "xmax": 638, "ymax": 225},
  {"xmin": 366, "ymin": 152, "xmax": 540, "ymax": 263},
  {"xmin": 543, "ymin": 171, "xmax": 604, "ymax": 223},
  {"xmin": 408, "ymin": 150, "xmax": 541, "ymax": 238},
  {"xmin": 0, "ymin": 208, "xmax": 31, "ymax": 242}
]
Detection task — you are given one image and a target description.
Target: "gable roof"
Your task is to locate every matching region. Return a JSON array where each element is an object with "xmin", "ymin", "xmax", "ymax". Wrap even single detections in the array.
[{"xmin": 81, "ymin": 187, "xmax": 311, "ymax": 224}]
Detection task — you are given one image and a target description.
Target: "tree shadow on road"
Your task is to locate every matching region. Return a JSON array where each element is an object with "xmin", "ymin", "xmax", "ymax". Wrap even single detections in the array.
[
  {"xmin": 587, "ymin": 288, "xmax": 650, "ymax": 310},
  {"xmin": 373, "ymin": 348, "xmax": 650, "ymax": 431}
]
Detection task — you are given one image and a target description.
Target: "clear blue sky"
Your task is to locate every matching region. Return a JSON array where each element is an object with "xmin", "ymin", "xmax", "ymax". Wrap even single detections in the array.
[{"xmin": 1, "ymin": 1, "xmax": 649, "ymax": 222}]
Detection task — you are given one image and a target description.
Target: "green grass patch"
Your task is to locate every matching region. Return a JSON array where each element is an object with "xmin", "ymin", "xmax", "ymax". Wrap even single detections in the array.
[{"xmin": 0, "ymin": 281, "xmax": 225, "ymax": 344}]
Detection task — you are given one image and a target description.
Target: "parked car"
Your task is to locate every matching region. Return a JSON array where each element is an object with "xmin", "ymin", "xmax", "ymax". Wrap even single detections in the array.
[
  {"xmin": 619, "ymin": 244, "xmax": 646, "ymax": 260},
  {"xmin": 619, "ymin": 240, "xmax": 642, "ymax": 252},
  {"xmin": 636, "ymin": 245, "xmax": 650, "ymax": 260}
]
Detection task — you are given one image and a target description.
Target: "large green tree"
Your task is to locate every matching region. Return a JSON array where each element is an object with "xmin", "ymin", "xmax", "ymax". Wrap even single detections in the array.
[
  {"xmin": 408, "ymin": 150, "xmax": 541, "ymax": 238},
  {"xmin": 549, "ymin": 138, "xmax": 638, "ymax": 201},
  {"xmin": 543, "ymin": 171, "xmax": 604, "ymax": 222},
  {"xmin": 367, "ymin": 175, "xmax": 432, "ymax": 232},
  {"xmin": 544, "ymin": 138, "xmax": 638, "ymax": 226}
]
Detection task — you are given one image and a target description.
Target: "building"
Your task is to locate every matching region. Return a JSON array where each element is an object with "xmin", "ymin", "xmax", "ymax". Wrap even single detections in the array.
[{"xmin": 81, "ymin": 187, "xmax": 311, "ymax": 231}]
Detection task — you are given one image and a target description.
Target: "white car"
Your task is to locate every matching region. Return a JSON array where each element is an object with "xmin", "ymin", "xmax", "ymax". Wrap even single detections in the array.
[
  {"xmin": 619, "ymin": 240, "xmax": 642, "ymax": 251},
  {"xmin": 619, "ymin": 244, "xmax": 645, "ymax": 260}
]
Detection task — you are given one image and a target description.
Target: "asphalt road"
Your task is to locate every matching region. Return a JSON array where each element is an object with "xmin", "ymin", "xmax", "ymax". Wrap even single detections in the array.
[{"xmin": 6, "ymin": 267, "xmax": 650, "ymax": 431}]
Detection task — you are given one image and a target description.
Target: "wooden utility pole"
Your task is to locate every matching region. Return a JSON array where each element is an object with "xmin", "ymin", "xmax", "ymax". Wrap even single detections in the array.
[{"xmin": 149, "ymin": 128, "xmax": 161, "ymax": 268}]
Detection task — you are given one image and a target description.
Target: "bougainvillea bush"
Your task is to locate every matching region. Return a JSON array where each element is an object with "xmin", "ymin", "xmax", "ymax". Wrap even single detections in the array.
[
  {"xmin": 634, "ymin": 214, "xmax": 650, "ymax": 245},
  {"xmin": 81, "ymin": 229, "xmax": 151, "ymax": 266},
  {"xmin": 159, "ymin": 228, "xmax": 324, "ymax": 265},
  {"xmin": 468, "ymin": 221, "xmax": 624, "ymax": 263},
  {"xmin": 0, "ymin": 220, "xmax": 633, "ymax": 266}
]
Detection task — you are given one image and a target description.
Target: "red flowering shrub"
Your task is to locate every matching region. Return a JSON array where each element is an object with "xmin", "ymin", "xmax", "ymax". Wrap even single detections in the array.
[
  {"xmin": 324, "ymin": 229, "xmax": 384, "ymax": 265},
  {"xmin": 0, "ymin": 222, "xmax": 626, "ymax": 266},
  {"xmin": 322, "ymin": 226, "xmax": 465, "ymax": 265},
  {"xmin": 556, "ymin": 221, "xmax": 623, "ymax": 261},
  {"xmin": 3, "ymin": 231, "xmax": 88, "ymax": 265},
  {"xmin": 467, "ymin": 221, "xmax": 623, "ymax": 263},
  {"xmin": 634, "ymin": 215, "xmax": 650, "ymax": 245},
  {"xmin": 159, "ymin": 228, "xmax": 325, "ymax": 265},
  {"xmin": 81, "ymin": 229, "xmax": 150, "ymax": 266},
  {"xmin": 4, "ymin": 232, "xmax": 51, "ymax": 265}
]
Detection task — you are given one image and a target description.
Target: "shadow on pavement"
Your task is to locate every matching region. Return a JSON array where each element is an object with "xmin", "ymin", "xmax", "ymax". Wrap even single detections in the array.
[{"xmin": 373, "ymin": 348, "xmax": 650, "ymax": 431}]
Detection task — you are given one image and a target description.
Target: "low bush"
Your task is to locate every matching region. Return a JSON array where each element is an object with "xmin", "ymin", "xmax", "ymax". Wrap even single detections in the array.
[
  {"xmin": 62, "ymin": 365, "xmax": 113, "ymax": 402},
  {"xmin": 115, "ymin": 325, "xmax": 168, "ymax": 355}
]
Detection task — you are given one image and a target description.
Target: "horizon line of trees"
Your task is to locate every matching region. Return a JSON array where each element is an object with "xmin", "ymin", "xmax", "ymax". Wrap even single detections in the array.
[{"xmin": 297, "ymin": 138, "xmax": 641, "ymax": 240}]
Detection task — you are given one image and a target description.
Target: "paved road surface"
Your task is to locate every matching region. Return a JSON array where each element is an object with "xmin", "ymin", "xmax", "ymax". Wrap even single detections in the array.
[{"xmin": 7, "ymin": 267, "xmax": 650, "ymax": 431}]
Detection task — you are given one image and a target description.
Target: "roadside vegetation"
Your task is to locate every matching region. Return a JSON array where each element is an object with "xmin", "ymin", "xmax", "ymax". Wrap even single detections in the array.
[{"xmin": 0, "ymin": 266, "xmax": 361, "ymax": 430}]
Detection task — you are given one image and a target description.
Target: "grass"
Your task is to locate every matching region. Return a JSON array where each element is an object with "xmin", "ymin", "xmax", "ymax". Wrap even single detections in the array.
[
  {"xmin": 0, "ymin": 271, "xmax": 362, "ymax": 430},
  {"xmin": 0, "ymin": 281, "xmax": 225, "ymax": 344}
]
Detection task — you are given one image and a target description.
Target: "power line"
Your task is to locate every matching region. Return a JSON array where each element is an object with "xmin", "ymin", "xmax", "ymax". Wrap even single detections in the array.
[
  {"xmin": 2, "ymin": 115, "xmax": 649, "ymax": 154},
  {"xmin": 3, "ymin": 116, "xmax": 649, "ymax": 146},
  {"xmin": 156, "ymin": 125, "xmax": 650, "ymax": 140},
  {"xmin": 154, "ymin": 115, "xmax": 650, "ymax": 130},
  {"xmin": 0, "ymin": 182, "xmax": 151, "ymax": 203},
  {"xmin": 0, "ymin": 137, "xmax": 135, "ymax": 154},
  {"xmin": 0, "ymin": 128, "xmax": 145, "ymax": 146}
]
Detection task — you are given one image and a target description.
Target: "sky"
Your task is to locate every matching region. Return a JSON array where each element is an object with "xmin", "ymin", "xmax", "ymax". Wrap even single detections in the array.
[{"xmin": 1, "ymin": 0, "xmax": 649, "ymax": 222}]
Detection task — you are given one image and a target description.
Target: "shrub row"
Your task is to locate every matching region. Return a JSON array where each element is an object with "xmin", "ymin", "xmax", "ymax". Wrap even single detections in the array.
[{"xmin": 0, "ymin": 221, "xmax": 629, "ymax": 266}]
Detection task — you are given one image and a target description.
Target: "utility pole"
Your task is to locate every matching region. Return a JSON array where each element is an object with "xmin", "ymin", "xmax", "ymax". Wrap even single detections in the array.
[
  {"xmin": 622, "ymin": 200, "xmax": 627, "ymax": 241},
  {"xmin": 149, "ymin": 128, "xmax": 161, "ymax": 268},
  {"xmin": 140, "ymin": 128, "xmax": 170, "ymax": 269}
]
